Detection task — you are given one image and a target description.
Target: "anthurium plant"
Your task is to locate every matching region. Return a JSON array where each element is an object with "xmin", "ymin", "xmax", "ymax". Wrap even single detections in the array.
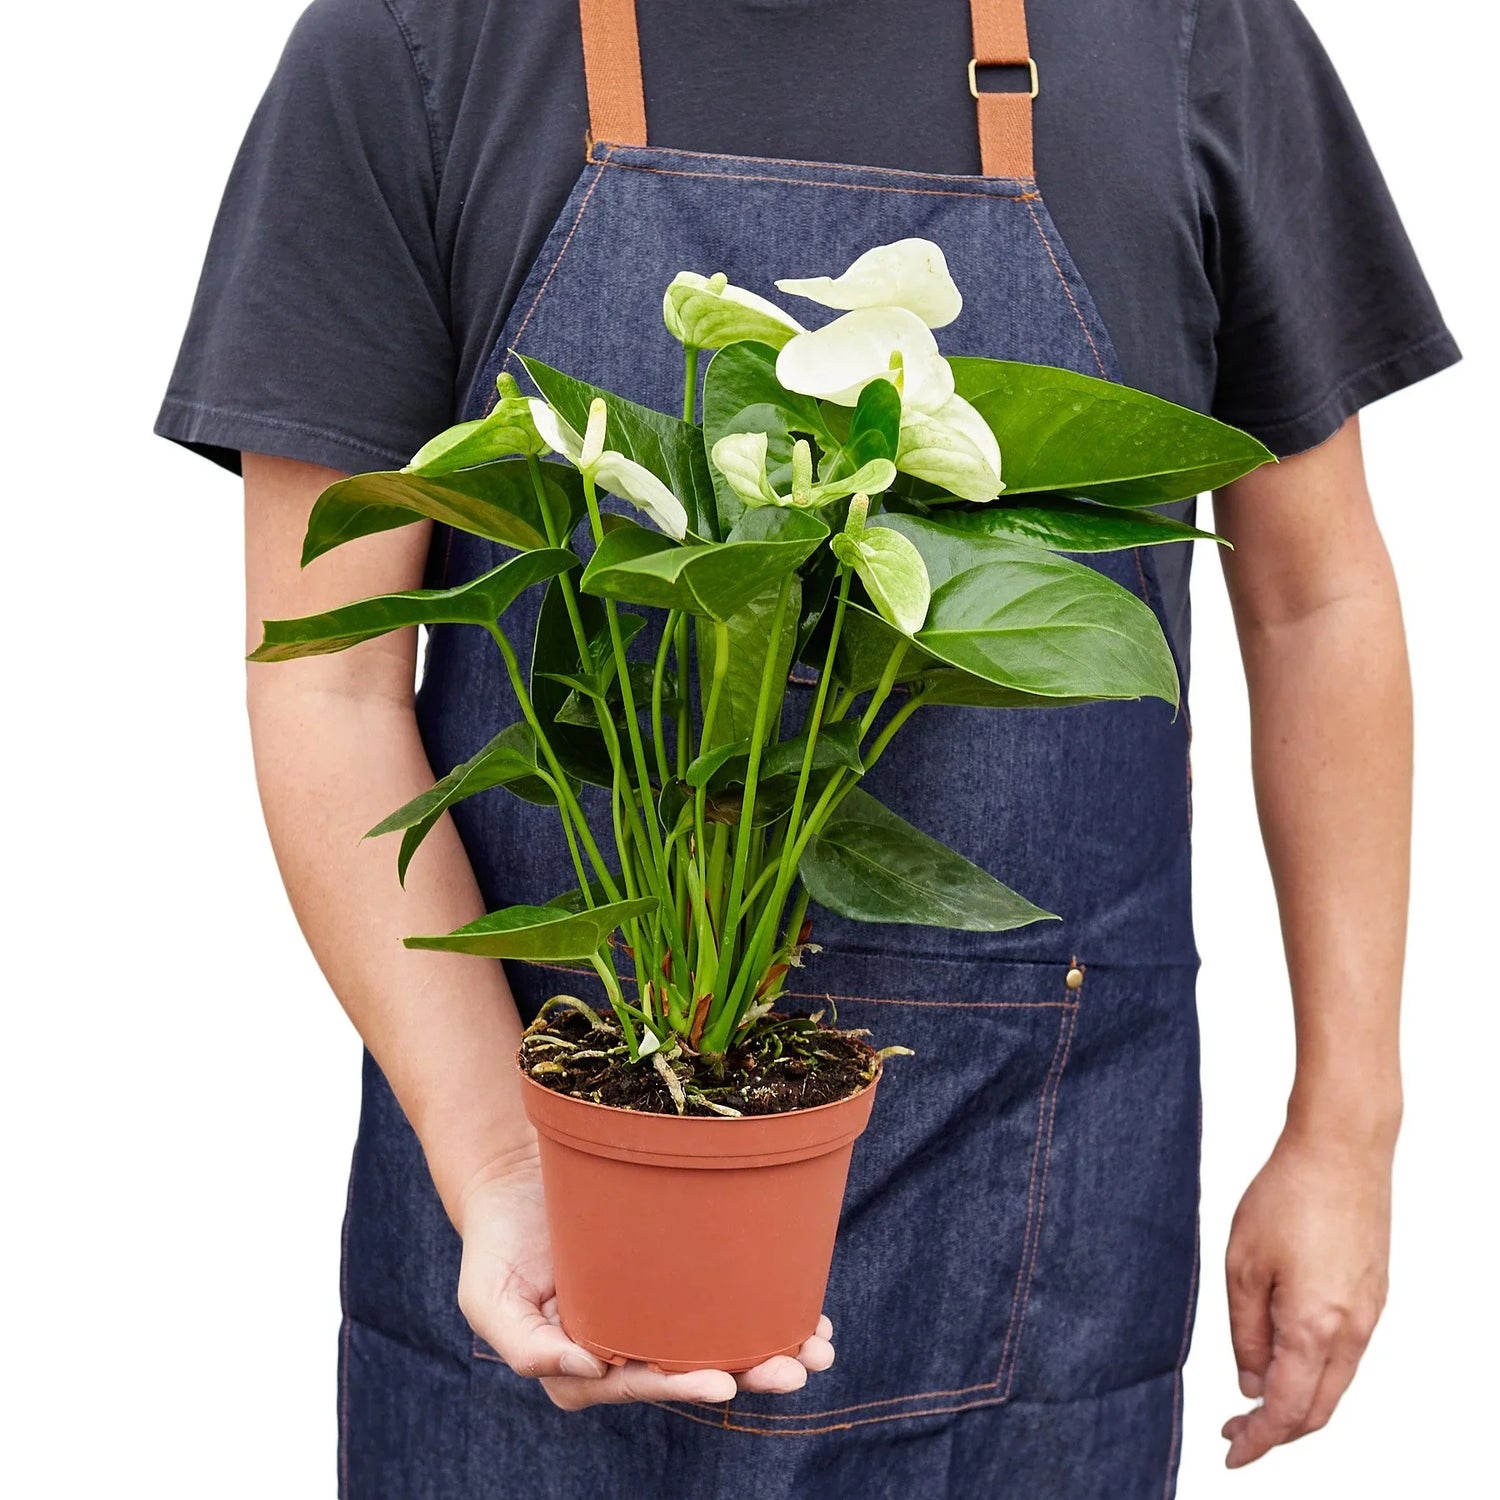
[{"xmin": 252, "ymin": 238, "xmax": 1272, "ymax": 1112}]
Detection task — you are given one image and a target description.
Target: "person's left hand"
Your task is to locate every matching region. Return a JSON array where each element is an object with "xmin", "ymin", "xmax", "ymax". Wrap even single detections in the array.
[{"xmin": 1221, "ymin": 1124, "xmax": 1393, "ymax": 1469}]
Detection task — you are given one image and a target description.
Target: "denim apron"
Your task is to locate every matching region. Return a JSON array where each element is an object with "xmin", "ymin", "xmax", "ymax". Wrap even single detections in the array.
[{"xmin": 340, "ymin": 2, "xmax": 1201, "ymax": 1494}]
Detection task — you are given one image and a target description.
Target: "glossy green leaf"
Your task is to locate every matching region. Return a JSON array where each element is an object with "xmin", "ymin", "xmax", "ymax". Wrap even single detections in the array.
[
  {"xmin": 818, "ymin": 376, "xmax": 901, "ymax": 486},
  {"xmin": 403, "ymin": 896, "xmax": 659, "ymax": 960},
  {"xmin": 932, "ymin": 497, "xmax": 1223, "ymax": 552},
  {"xmin": 685, "ymin": 720, "xmax": 865, "ymax": 790},
  {"xmin": 710, "ymin": 577, "xmax": 802, "ymax": 749},
  {"xmin": 404, "ymin": 395, "xmax": 545, "ymax": 476},
  {"xmin": 521, "ymin": 354, "xmax": 717, "ymax": 538},
  {"xmin": 580, "ymin": 508, "xmax": 826, "ymax": 620},
  {"xmin": 703, "ymin": 341, "xmax": 831, "ymax": 532},
  {"xmin": 300, "ymin": 461, "xmax": 582, "ymax": 565},
  {"xmin": 250, "ymin": 548, "xmax": 575, "ymax": 662},
  {"xmin": 948, "ymin": 358, "xmax": 1273, "ymax": 505},
  {"xmin": 367, "ymin": 722, "xmax": 561, "ymax": 885},
  {"xmin": 833, "ymin": 601, "xmax": 940, "ymax": 694},
  {"xmin": 800, "ymin": 788, "xmax": 1057, "ymax": 931},
  {"xmin": 892, "ymin": 548, "xmax": 1178, "ymax": 707}
]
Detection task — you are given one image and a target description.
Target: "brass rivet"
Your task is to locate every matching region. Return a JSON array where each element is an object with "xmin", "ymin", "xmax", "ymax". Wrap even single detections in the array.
[{"xmin": 1065, "ymin": 966, "xmax": 1084, "ymax": 990}]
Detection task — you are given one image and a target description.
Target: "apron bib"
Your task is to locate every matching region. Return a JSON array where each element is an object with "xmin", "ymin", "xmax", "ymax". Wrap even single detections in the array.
[{"xmin": 341, "ymin": 4, "xmax": 1202, "ymax": 1494}]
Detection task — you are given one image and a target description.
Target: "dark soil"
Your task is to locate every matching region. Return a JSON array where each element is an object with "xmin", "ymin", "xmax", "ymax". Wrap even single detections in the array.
[{"xmin": 519, "ymin": 1001, "xmax": 884, "ymax": 1117}]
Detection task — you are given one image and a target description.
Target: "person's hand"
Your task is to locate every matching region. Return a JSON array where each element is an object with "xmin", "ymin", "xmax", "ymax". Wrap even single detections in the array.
[
  {"xmin": 1221, "ymin": 1123, "xmax": 1393, "ymax": 1468},
  {"xmin": 455, "ymin": 1143, "xmax": 836, "ymax": 1410}
]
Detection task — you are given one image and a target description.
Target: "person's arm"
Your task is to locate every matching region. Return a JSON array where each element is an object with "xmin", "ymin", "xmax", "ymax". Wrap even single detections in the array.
[
  {"xmin": 1211, "ymin": 415, "xmax": 1406, "ymax": 1468},
  {"xmin": 243, "ymin": 453, "xmax": 831, "ymax": 1405}
]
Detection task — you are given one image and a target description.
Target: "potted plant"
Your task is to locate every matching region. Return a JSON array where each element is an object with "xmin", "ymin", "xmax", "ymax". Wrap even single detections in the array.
[{"xmin": 251, "ymin": 239, "xmax": 1270, "ymax": 1374}]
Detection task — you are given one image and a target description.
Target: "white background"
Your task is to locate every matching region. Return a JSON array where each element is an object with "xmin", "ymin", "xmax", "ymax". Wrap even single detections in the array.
[{"xmin": 3, "ymin": 2, "xmax": 1493, "ymax": 1494}]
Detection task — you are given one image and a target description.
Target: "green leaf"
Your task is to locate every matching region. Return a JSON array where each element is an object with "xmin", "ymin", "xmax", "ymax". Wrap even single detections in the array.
[
  {"xmin": 404, "ymin": 396, "xmax": 545, "ymax": 476},
  {"xmin": 834, "ymin": 602, "xmax": 940, "ymax": 694},
  {"xmin": 685, "ymin": 720, "xmax": 865, "ymax": 790},
  {"xmin": 703, "ymin": 342, "xmax": 832, "ymax": 532},
  {"xmin": 368, "ymin": 722, "xmax": 561, "ymax": 885},
  {"xmin": 404, "ymin": 896, "xmax": 659, "ymax": 960},
  {"xmin": 901, "ymin": 559, "xmax": 1178, "ymax": 707},
  {"xmin": 250, "ymin": 548, "xmax": 575, "ymax": 662},
  {"xmin": 580, "ymin": 509, "xmax": 826, "ymax": 620},
  {"xmin": 521, "ymin": 354, "xmax": 717, "ymax": 537},
  {"xmin": 300, "ymin": 461, "xmax": 582, "ymax": 565},
  {"xmin": 711, "ymin": 577, "xmax": 802, "ymax": 748},
  {"xmin": 866, "ymin": 515, "xmax": 1178, "ymax": 702},
  {"xmin": 819, "ymin": 376, "xmax": 901, "ymax": 486},
  {"xmin": 800, "ymin": 788, "xmax": 1057, "ymax": 931},
  {"xmin": 948, "ymin": 358, "xmax": 1273, "ymax": 505},
  {"xmin": 933, "ymin": 497, "xmax": 1224, "ymax": 552}
]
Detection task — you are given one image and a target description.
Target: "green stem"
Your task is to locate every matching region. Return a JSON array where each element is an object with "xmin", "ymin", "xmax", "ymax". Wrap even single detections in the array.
[
  {"xmin": 650, "ymin": 608, "xmax": 679, "ymax": 790},
  {"xmin": 580, "ymin": 473, "xmax": 669, "ymax": 891},
  {"xmin": 589, "ymin": 951, "xmax": 641, "ymax": 1055},
  {"xmin": 486, "ymin": 623, "xmax": 619, "ymax": 903},
  {"xmin": 682, "ymin": 345, "xmax": 700, "ymax": 423},
  {"xmin": 718, "ymin": 574, "xmax": 793, "ymax": 987}
]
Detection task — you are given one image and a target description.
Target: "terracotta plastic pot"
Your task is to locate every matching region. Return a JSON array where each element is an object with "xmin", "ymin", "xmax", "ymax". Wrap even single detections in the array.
[{"xmin": 520, "ymin": 1061, "xmax": 881, "ymax": 1373}]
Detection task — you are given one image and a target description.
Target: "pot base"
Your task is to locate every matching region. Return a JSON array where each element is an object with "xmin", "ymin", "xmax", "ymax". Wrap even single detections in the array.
[{"xmin": 574, "ymin": 1331, "xmax": 806, "ymax": 1375}]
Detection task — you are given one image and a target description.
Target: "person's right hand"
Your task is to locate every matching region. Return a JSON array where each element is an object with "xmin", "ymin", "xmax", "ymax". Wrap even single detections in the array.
[{"xmin": 456, "ymin": 1142, "xmax": 836, "ymax": 1410}]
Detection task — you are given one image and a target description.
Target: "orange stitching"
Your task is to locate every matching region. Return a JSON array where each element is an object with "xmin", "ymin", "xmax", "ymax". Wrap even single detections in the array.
[
  {"xmin": 518, "ymin": 959, "xmax": 1080, "ymax": 1009},
  {"xmin": 1023, "ymin": 199, "xmax": 1108, "ymax": 380},
  {"xmin": 995, "ymin": 993, "xmax": 1074, "ymax": 1387},
  {"xmin": 594, "ymin": 139, "xmax": 1037, "ymax": 187},
  {"xmin": 498, "ymin": 147, "xmax": 614, "ymax": 386},
  {"xmin": 649, "ymin": 1390, "xmax": 1016, "ymax": 1437},
  {"xmin": 1162, "ymin": 1096, "xmax": 1203, "ymax": 1496},
  {"xmin": 598, "ymin": 157, "xmax": 1041, "ymax": 203},
  {"xmin": 1002, "ymin": 1002, "xmax": 1079, "ymax": 1397}
]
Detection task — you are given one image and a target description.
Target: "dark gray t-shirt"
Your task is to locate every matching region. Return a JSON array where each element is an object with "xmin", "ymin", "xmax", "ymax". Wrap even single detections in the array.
[{"xmin": 158, "ymin": 0, "xmax": 1456, "ymax": 482}]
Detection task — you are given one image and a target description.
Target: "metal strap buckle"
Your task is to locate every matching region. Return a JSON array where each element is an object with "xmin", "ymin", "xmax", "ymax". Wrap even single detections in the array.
[{"xmin": 967, "ymin": 56, "xmax": 1040, "ymax": 101}]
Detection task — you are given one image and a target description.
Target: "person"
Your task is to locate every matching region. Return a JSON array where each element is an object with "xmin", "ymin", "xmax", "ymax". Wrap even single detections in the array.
[{"xmin": 157, "ymin": 0, "xmax": 1457, "ymax": 1493}]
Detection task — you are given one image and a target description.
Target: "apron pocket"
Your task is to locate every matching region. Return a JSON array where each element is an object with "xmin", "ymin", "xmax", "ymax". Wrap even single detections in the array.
[{"xmin": 657, "ymin": 952, "xmax": 1084, "ymax": 1435}]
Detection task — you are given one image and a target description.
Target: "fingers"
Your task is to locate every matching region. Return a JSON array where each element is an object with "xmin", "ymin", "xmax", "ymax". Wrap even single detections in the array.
[
  {"xmin": 460, "ymin": 1269, "xmax": 608, "ymax": 1383},
  {"xmin": 1222, "ymin": 1292, "xmax": 1376, "ymax": 1468},
  {"xmin": 1224, "ymin": 1323, "xmax": 1326, "ymax": 1469},
  {"xmin": 1225, "ymin": 1250, "xmax": 1273, "ymax": 1399},
  {"xmin": 737, "ymin": 1355, "xmax": 808, "ymax": 1394},
  {"xmin": 544, "ymin": 1364, "xmax": 738, "ymax": 1411}
]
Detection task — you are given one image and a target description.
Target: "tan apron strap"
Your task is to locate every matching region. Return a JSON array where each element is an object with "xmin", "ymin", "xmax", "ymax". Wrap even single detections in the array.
[
  {"xmin": 578, "ymin": 0, "xmax": 648, "ymax": 147},
  {"xmin": 970, "ymin": 0, "xmax": 1037, "ymax": 179},
  {"xmin": 578, "ymin": 0, "xmax": 1034, "ymax": 175}
]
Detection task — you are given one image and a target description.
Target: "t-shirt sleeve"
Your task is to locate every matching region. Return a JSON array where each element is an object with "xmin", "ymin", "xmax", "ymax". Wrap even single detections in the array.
[
  {"xmin": 155, "ymin": 0, "xmax": 452, "ymax": 476},
  {"xmin": 1190, "ymin": 0, "xmax": 1460, "ymax": 456}
]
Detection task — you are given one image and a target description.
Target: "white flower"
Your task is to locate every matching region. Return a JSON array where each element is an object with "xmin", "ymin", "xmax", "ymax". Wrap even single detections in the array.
[
  {"xmin": 775, "ymin": 307, "xmax": 954, "ymax": 411},
  {"xmin": 776, "ymin": 238, "xmax": 962, "ymax": 330},
  {"xmin": 662, "ymin": 271, "xmax": 804, "ymax": 350},
  {"xmin": 895, "ymin": 394, "xmax": 1004, "ymax": 502},
  {"xmin": 711, "ymin": 432, "xmax": 895, "ymax": 511},
  {"xmin": 529, "ymin": 398, "xmax": 689, "ymax": 540}
]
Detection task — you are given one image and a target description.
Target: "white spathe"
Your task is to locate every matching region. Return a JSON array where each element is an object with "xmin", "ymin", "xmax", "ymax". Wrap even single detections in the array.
[
  {"xmin": 776, "ymin": 238, "xmax": 963, "ymax": 329},
  {"xmin": 895, "ymin": 393, "xmax": 1005, "ymax": 503},
  {"xmin": 775, "ymin": 307, "xmax": 955, "ymax": 411},
  {"xmin": 529, "ymin": 398, "xmax": 689, "ymax": 540},
  {"xmin": 662, "ymin": 271, "xmax": 804, "ymax": 350}
]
